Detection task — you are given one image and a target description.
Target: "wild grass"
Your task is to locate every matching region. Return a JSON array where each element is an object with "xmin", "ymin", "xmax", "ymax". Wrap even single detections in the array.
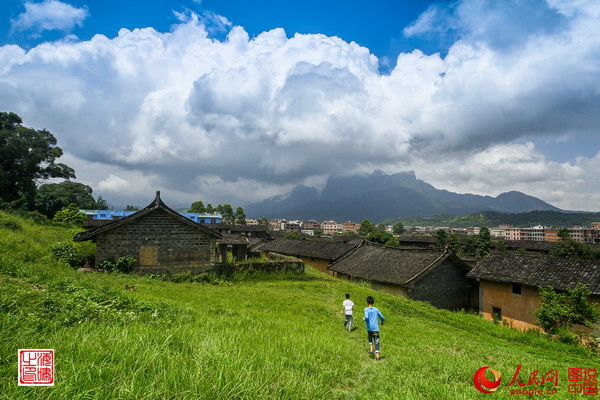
[{"xmin": 0, "ymin": 210, "xmax": 597, "ymax": 399}]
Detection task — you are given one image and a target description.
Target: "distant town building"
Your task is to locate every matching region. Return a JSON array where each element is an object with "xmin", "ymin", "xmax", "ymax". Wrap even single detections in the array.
[
  {"xmin": 268, "ymin": 219, "xmax": 285, "ymax": 231},
  {"xmin": 501, "ymin": 225, "xmax": 600, "ymax": 244},
  {"xmin": 283, "ymin": 220, "xmax": 301, "ymax": 232},
  {"xmin": 322, "ymin": 221, "xmax": 339, "ymax": 235},
  {"xmin": 342, "ymin": 222, "xmax": 360, "ymax": 234},
  {"xmin": 302, "ymin": 220, "xmax": 321, "ymax": 230}
]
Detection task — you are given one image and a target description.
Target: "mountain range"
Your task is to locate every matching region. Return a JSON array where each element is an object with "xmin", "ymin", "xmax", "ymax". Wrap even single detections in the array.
[{"xmin": 245, "ymin": 170, "xmax": 562, "ymax": 222}]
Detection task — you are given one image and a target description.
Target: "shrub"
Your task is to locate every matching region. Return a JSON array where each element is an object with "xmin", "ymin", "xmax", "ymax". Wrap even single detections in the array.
[
  {"xmin": 50, "ymin": 241, "xmax": 95, "ymax": 269},
  {"xmin": 50, "ymin": 242, "xmax": 83, "ymax": 268},
  {"xmin": 53, "ymin": 204, "xmax": 85, "ymax": 225},
  {"xmin": 0, "ymin": 214, "xmax": 21, "ymax": 230},
  {"xmin": 99, "ymin": 256, "xmax": 137, "ymax": 273}
]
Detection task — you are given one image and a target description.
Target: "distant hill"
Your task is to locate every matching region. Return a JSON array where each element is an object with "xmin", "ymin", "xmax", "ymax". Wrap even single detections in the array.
[
  {"xmin": 245, "ymin": 170, "xmax": 562, "ymax": 221},
  {"xmin": 399, "ymin": 210, "xmax": 600, "ymax": 228}
]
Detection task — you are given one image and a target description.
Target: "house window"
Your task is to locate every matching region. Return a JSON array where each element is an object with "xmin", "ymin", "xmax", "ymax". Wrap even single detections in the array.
[
  {"xmin": 492, "ymin": 307, "xmax": 502, "ymax": 322},
  {"xmin": 512, "ymin": 283, "xmax": 522, "ymax": 295}
]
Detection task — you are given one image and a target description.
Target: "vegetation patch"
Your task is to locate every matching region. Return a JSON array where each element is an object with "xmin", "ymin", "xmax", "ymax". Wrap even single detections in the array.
[{"xmin": 1, "ymin": 275, "xmax": 178, "ymax": 330}]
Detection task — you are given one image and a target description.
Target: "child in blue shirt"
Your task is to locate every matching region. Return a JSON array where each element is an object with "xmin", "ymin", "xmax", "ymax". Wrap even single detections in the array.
[{"xmin": 364, "ymin": 296, "xmax": 384, "ymax": 360}]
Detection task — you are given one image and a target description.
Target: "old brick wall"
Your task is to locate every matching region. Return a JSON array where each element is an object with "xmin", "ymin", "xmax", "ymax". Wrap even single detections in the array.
[
  {"xmin": 95, "ymin": 208, "xmax": 217, "ymax": 273},
  {"xmin": 409, "ymin": 259, "xmax": 472, "ymax": 310}
]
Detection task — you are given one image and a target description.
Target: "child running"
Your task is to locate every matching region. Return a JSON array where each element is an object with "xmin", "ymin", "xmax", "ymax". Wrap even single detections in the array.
[
  {"xmin": 341, "ymin": 293, "xmax": 354, "ymax": 330},
  {"xmin": 364, "ymin": 296, "xmax": 384, "ymax": 360}
]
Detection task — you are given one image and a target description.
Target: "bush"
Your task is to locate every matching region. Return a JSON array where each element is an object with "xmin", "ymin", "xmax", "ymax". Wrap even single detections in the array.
[
  {"xmin": 99, "ymin": 256, "xmax": 137, "ymax": 273},
  {"xmin": 0, "ymin": 214, "xmax": 21, "ymax": 230},
  {"xmin": 50, "ymin": 242, "xmax": 83, "ymax": 268},
  {"xmin": 53, "ymin": 204, "xmax": 85, "ymax": 225},
  {"xmin": 50, "ymin": 241, "xmax": 96, "ymax": 269}
]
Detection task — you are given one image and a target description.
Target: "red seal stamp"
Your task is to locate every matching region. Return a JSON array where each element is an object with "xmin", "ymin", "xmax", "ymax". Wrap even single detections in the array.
[{"xmin": 18, "ymin": 349, "xmax": 54, "ymax": 386}]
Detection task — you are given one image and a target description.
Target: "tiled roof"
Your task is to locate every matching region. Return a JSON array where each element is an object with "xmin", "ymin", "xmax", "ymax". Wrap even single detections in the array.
[
  {"xmin": 201, "ymin": 223, "xmax": 271, "ymax": 232},
  {"xmin": 467, "ymin": 253, "xmax": 600, "ymax": 295},
  {"xmin": 74, "ymin": 191, "xmax": 221, "ymax": 241},
  {"xmin": 260, "ymin": 238, "xmax": 359, "ymax": 260},
  {"xmin": 328, "ymin": 241, "xmax": 458, "ymax": 286},
  {"xmin": 397, "ymin": 235, "xmax": 438, "ymax": 244},
  {"xmin": 218, "ymin": 235, "xmax": 250, "ymax": 245},
  {"xmin": 502, "ymin": 240, "xmax": 553, "ymax": 251}
]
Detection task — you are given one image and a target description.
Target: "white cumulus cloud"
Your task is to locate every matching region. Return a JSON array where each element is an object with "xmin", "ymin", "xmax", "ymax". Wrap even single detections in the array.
[
  {"xmin": 10, "ymin": 0, "xmax": 89, "ymax": 35},
  {"xmin": 1, "ymin": 0, "xmax": 599, "ymax": 211}
]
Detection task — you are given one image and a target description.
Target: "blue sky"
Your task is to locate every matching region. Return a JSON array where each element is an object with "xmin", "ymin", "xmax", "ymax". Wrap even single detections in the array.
[
  {"xmin": 2, "ymin": 0, "xmax": 446, "ymax": 72},
  {"xmin": 1, "ymin": 0, "xmax": 599, "ymax": 212}
]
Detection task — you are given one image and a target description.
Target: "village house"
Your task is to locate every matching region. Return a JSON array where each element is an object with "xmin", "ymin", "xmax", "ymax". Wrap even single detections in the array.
[
  {"xmin": 321, "ymin": 220, "xmax": 339, "ymax": 235},
  {"xmin": 467, "ymin": 253, "xmax": 600, "ymax": 332},
  {"xmin": 258, "ymin": 238, "xmax": 360, "ymax": 274},
  {"xmin": 75, "ymin": 191, "xmax": 222, "ymax": 273},
  {"xmin": 328, "ymin": 241, "xmax": 473, "ymax": 310},
  {"xmin": 342, "ymin": 221, "xmax": 360, "ymax": 234}
]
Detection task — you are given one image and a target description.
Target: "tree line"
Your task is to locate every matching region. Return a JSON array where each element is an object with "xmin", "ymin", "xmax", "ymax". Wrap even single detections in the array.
[{"xmin": 188, "ymin": 201, "xmax": 247, "ymax": 225}]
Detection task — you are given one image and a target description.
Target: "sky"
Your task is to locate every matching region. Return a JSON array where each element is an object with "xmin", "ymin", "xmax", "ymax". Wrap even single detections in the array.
[{"xmin": 1, "ymin": 0, "xmax": 599, "ymax": 213}]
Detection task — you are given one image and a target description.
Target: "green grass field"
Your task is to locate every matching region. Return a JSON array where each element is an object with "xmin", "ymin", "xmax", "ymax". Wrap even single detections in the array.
[{"xmin": 0, "ymin": 211, "xmax": 598, "ymax": 399}]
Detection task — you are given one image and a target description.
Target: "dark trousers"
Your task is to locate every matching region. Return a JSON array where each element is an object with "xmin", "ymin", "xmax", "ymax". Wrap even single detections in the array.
[{"xmin": 367, "ymin": 330, "xmax": 380, "ymax": 352}]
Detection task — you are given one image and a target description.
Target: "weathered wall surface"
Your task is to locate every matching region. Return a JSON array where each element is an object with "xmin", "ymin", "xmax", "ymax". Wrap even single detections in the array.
[
  {"xmin": 95, "ymin": 208, "xmax": 217, "ymax": 273},
  {"xmin": 410, "ymin": 259, "xmax": 472, "ymax": 310}
]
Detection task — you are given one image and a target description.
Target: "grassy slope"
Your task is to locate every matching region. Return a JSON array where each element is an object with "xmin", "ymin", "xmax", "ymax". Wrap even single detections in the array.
[{"xmin": 0, "ymin": 211, "xmax": 598, "ymax": 399}]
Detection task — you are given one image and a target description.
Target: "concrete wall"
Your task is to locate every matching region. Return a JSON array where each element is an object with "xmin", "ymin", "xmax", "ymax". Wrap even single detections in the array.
[
  {"xmin": 95, "ymin": 208, "xmax": 217, "ymax": 273},
  {"xmin": 409, "ymin": 258, "xmax": 472, "ymax": 310}
]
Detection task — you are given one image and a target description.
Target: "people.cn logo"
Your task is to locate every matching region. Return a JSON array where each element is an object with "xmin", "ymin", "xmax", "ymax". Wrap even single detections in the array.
[{"xmin": 473, "ymin": 366, "xmax": 502, "ymax": 393}]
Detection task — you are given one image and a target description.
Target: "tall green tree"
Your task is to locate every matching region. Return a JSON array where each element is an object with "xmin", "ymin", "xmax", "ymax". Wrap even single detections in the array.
[
  {"xmin": 462, "ymin": 237, "xmax": 477, "ymax": 257},
  {"xmin": 217, "ymin": 204, "xmax": 235, "ymax": 224},
  {"xmin": 188, "ymin": 201, "xmax": 206, "ymax": 213},
  {"xmin": 366, "ymin": 230, "xmax": 396, "ymax": 246},
  {"xmin": 435, "ymin": 229, "xmax": 448, "ymax": 249},
  {"xmin": 549, "ymin": 228, "xmax": 598, "ymax": 259},
  {"xmin": 34, "ymin": 181, "xmax": 98, "ymax": 218},
  {"xmin": 358, "ymin": 219, "xmax": 374, "ymax": 236},
  {"xmin": 235, "ymin": 207, "xmax": 247, "ymax": 225},
  {"xmin": 0, "ymin": 112, "xmax": 75, "ymax": 209},
  {"xmin": 392, "ymin": 222, "xmax": 405, "ymax": 235},
  {"xmin": 495, "ymin": 239, "xmax": 508, "ymax": 253},
  {"xmin": 447, "ymin": 232, "xmax": 461, "ymax": 253},
  {"xmin": 96, "ymin": 196, "xmax": 109, "ymax": 210},
  {"xmin": 477, "ymin": 226, "xmax": 491, "ymax": 258}
]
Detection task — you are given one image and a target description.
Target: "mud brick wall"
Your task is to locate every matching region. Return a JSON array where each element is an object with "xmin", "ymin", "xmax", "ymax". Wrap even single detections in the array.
[
  {"xmin": 409, "ymin": 258, "xmax": 472, "ymax": 310},
  {"xmin": 95, "ymin": 208, "xmax": 217, "ymax": 273}
]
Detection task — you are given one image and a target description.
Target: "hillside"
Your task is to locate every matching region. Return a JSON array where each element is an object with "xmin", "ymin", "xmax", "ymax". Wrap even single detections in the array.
[
  {"xmin": 398, "ymin": 210, "xmax": 600, "ymax": 228},
  {"xmin": 245, "ymin": 170, "xmax": 562, "ymax": 221},
  {"xmin": 0, "ymin": 211, "xmax": 597, "ymax": 399}
]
